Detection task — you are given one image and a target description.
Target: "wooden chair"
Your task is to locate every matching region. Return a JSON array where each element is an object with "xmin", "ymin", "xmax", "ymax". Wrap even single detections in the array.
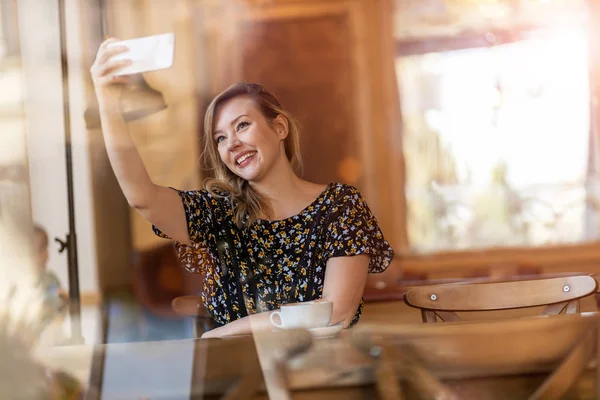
[
  {"xmin": 404, "ymin": 275, "xmax": 598, "ymax": 323},
  {"xmin": 131, "ymin": 243, "xmax": 204, "ymax": 317},
  {"xmin": 131, "ymin": 243, "xmax": 215, "ymax": 336},
  {"xmin": 352, "ymin": 313, "xmax": 600, "ymax": 399},
  {"xmin": 171, "ymin": 295, "xmax": 217, "ymax": 337}
]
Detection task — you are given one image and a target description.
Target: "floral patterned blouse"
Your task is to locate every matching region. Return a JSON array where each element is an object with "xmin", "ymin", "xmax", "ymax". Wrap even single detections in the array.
[{"xmin": 153, "ymin": 182, "xmax": 394, "ymax": 326}]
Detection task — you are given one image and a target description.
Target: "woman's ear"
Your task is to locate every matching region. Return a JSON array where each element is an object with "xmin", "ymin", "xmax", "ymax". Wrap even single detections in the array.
[{"xmin": 274, "ymin": 114, "xmax": 289, "ymax": 139}]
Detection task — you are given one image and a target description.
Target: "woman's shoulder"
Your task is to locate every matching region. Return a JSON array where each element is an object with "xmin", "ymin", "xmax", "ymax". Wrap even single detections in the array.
[
  {"xmin": 175, "ymin": 187, "xmax": 216, "ymax": 200},
  {"xmin": 174, "ymin": 187, "xmax": 232, "ymax": 211},
  {"xmin": 325, "ymin": 182, "xmax": 364, "ymax": 200},
  {"xmin": 201, "ymin": 179, "xmax": 236, "ymax": 198},
  {"xmin": 177, "ymin": 180, "xmax": 234, "ymax": 198},
  {"xmin": 313, "ymin": 183, "xmax": 370, "ymax": 217}
]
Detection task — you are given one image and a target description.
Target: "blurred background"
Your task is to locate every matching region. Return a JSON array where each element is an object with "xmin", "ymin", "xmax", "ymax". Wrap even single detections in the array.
[{"xmin": 1, "ymin": 0, "xmax": 600, "ymax": 346}]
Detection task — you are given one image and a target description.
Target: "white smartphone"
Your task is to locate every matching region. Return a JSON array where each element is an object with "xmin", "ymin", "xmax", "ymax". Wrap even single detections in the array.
[{"xmin": 108, "ymin": 33, "xmax": 175, "ymax": 76}]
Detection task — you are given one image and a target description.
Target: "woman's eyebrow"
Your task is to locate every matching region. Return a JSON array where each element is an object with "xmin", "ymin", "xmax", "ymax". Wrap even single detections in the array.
[{"xmin": 214, "ymin": 114, "xmax": 248, "ymax": 135}]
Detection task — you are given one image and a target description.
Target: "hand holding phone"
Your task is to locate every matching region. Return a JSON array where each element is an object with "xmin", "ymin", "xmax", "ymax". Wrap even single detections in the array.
[{"xmin": 108, "ymin": 33, "xmax": 175, "ymax": 76}]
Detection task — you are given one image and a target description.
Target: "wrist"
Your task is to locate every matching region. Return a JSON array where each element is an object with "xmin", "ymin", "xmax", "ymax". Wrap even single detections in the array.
[
  {"xmin": 95, "ymin": 90, "xmax": 120, "ymax": 108},
  {"xmin": 97, "ymin": 98, "xmax": 121, "ymax": 115}
]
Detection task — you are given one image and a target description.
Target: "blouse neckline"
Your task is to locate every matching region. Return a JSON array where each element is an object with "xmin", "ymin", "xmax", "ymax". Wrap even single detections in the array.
[{"xmin": 256, "ymin": 182, "xmax": 335, "ymax": 225}]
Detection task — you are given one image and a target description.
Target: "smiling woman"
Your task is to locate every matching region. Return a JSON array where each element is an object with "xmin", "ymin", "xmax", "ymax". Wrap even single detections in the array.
[
  {"xmin": 90, "ymin": 45, "xmax": 394, "ymax": 338},
  {"xmin": 202, "ymin": 84, "xmax": 303, "ymax": 228}
]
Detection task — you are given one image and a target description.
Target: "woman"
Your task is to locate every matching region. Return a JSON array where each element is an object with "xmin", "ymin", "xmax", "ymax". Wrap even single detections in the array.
[{"xmin": 91, "ymin": 38, "xmax": 394, "ymax": 338}]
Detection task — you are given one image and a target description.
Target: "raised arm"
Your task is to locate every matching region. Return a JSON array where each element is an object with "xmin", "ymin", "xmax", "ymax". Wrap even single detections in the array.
[{"xmin": 90, "ymin": 38, "xmax": 191, "ymax": 245}]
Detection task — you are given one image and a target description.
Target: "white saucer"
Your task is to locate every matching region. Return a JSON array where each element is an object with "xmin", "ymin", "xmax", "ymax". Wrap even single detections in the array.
[
  {"xmin": 307, "ymin": 323, "xmax": 344, "ymax": 339},
  {"xmin": 271, "ymin": 323, "xmax": 344, "ymax": 339}
]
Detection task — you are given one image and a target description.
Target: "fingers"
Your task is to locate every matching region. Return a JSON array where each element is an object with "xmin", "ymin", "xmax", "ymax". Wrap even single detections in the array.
[
  {"xmin": 95, "ymin": 74, "xmax": 129, "ymax": 87},
  {"xmin": 111, "ymin": 76, "xmax": 129, "ymax": 85},
  {"xmin": 98, "ymin": 58, "xmax": 132, "ymax": 76},
  {"xmin": 99, "ymin": 36, "xmax": 120, "ymax": 51},
  {"xmin": 98, "ymin": 44, "xmax": 129, "ymax": 65},
  {"xmin": 92, "ymin": 59, "xmax": 132, "ymax": 87},
  {"xmin": 94, "ymin": 37, "xmax": 121, "ymax": 63},
  {"xmin": 93, "ymin": 36, "xmax": 128, "ymax": 68},
  {"xmin": 91, "ymin": 36, "xmax": 133, "ymax": 86}
]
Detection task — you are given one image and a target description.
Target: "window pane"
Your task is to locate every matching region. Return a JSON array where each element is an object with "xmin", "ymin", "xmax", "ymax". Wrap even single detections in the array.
[
  {"xmin": 398, "ymin": 26, "xmax": 594, "ymax": 252},
  {"xmin": 395, "ymin": 0, "xmax": 586, "ymax": 40}
]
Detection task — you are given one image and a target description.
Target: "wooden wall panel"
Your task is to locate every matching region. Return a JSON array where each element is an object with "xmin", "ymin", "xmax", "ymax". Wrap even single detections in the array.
[{"xmin": 239, "ymin": 14, "xmax": 357, "ymax": 186}]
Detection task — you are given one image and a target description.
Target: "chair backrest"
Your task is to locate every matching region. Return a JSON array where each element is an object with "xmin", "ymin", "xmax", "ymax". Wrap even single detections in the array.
[
  {"xmin": 131, "ymin": 243, "xmax": 204, "ymax": 317},
  {"xmin": 404, "ymin": 275, "xmax": 598, "ymax": 323}
]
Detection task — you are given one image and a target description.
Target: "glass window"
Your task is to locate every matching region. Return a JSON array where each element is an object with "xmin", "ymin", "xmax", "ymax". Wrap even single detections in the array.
[{"xmin": 397, "ymin": 25, "xmax": 594, "ymax": 252}]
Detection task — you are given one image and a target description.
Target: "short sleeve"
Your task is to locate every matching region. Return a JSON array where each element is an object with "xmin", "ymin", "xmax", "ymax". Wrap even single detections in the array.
[
  {"xmin": 152, "ymin": 188, "xmax": 215, "ymax": 242},
  {"xmin": 152, "ymin": 188, "xmax": 220, "ymax": 274},
  {"xmin": 323, "ymin": 185, "xmax": 394, "ymax": 273}
]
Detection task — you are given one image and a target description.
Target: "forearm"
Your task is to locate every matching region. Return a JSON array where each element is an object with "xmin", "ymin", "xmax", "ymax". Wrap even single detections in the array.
[
  {"xmin": 201, "ymin": 311, "xmax": 275, "ymax": 338},
  {"xmin": 98, "ymin": 98, "xmax": 157, "ymax": 209},
  {"xmin": 322, "ymin": 255, "xmax": 370, "ymax": 328},
  {"xmin": 322, "ymin": 295, "xmax": 361, "ymax": 328}
]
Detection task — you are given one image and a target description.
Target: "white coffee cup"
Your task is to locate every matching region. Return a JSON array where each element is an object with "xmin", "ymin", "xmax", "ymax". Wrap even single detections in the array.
[{"xmin": 269, "ymin": 301, "xmax": 333, "ymax": 329}]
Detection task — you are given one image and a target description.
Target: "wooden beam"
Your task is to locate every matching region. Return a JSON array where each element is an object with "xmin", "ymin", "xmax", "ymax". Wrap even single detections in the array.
[{"xmin": 397, "ymin": 242, "xmax": 600, "ymax": 274}]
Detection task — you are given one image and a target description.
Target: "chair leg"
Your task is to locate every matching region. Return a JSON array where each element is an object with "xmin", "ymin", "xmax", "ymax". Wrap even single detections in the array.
[
  {"xmin": 421, "ymin": 310, "xmax": 437, "ymax": 323},
  {"xmin": 354, "ymin": 334, "xmax": 456, "ymax": 399},
  {"xmin": 220, "ymin": 368, "xmax": 263, "ymax": 400},
  {"xmin": 542, "ymin": 301, "xmax": 568, "ymax": 316},
  {"xmin": 530, "ymin": 326, "xmax": 595, "ymax": 400},
  {"xmin": 435, "ymin": 311, "xmax": 460, "ymax": 322},
  {"xmin": 565, "ymin": 300, "xmax": 580, "ymax": 314},
  {"xmin": 375, "ymin": 341, "xmax": 405, "ymax": 400},
  {"xmin": 400, "ymin": 345, "xmax": 459, "ymax": 400},
  {"xmin": 373, "ymin": 339, "xmax": 461, "ymax": 400}
]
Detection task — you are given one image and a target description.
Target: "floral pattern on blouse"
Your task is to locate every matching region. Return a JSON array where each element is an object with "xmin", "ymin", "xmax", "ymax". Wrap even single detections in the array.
[{"xmin": 153, "ymin": 182, "xmax": 394, "ymax": 326}]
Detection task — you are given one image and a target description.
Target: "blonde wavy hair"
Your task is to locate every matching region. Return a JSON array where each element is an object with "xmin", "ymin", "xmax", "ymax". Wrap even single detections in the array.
[{"xmin": 202, "ymin": 83, "xmax": 303, "ymax": 228}]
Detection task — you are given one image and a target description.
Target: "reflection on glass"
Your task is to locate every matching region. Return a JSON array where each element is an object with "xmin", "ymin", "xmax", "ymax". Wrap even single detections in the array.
[
  {"xmin": 394, "ymin": 0, "xmax": 587, "ymax": 40},
  {"xmin": 397, "ymin": 26, "xmax": 595, "ymax": 253},
  {"xmin": 0, "ymin": 0, "xmax": 44, "ymax": 330}
]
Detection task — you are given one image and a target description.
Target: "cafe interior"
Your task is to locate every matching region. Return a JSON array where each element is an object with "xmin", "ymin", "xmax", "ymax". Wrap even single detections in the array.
[{"xmin": 3, "ymin": 0, "xmax": 600, "ymax": 398}]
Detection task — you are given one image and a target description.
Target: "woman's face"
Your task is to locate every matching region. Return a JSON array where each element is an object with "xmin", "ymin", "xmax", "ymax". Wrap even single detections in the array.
[{"xmin": 213, "ymin": 96, "xmax": 287, "ymax": 182}]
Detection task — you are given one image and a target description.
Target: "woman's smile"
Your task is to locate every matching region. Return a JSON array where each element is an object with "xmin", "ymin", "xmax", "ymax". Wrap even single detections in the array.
[{"xmin": 235, "ymin": 151, "xmax": 257, "ymax": 167}]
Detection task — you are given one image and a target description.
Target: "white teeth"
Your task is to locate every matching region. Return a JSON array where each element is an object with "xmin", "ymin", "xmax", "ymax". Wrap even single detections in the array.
[{"xmin": 236, "ymin": 152, "xmax": 256, "ymax": 165}]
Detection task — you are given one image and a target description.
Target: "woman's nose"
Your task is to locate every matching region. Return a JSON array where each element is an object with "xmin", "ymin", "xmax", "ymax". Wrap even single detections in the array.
[{"xmin": 227, "ymin": 134, "xmax": 242, "ymax": 151}]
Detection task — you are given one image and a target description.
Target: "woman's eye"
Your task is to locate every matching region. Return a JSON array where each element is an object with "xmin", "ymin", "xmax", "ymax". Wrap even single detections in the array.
[
  {"xmin": 215, "ymin": 136, "xmax": 225, "ymax": 144},
  {"xmin": 236, "ymin": 121, "xmax": 249, "ymax": 131}
]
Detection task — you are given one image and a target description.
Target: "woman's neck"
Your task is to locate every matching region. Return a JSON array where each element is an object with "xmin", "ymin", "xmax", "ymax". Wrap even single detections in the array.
[
  {"xmin": 250, "ymin": 160, "xmax": 302, "ymax": 202},
  {"xmin": 249, "ymin": 157, "xmax": 323, "ymax": 220}
]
